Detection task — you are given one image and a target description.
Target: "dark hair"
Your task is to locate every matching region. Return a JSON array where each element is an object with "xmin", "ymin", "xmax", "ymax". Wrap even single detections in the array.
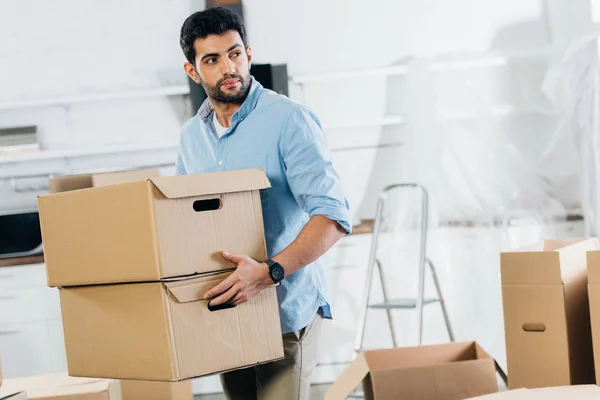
[{"xmin": 180, "ymin": 7, "xmax": 247, "ymax": 65}]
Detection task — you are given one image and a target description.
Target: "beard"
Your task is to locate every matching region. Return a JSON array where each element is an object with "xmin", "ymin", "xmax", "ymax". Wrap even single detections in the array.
[{"xmin": 200, "ymin": 72, "xmax": 251, "ymax": 104}]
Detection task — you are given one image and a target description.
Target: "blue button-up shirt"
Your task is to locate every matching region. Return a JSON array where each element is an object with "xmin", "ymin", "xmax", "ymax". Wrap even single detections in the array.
[{"xmin": 175, "ymin": 77, "xmax": 352, "ymax": 334}]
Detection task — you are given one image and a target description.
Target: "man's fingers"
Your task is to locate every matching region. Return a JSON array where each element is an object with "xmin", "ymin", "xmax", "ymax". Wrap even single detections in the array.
[
  {"xmin": 228, "ymin": 293, "xmax": 248, "ymax": 306},
  {"xmin": 222, "ymin": 251, "xmax": 246, "ymax": 264},
  {"xmin": 209, "ymin": 285, "xmax": 239, "ymax": 306},
  {"xmin": 204, "ymin": 274, "xmax": 236, "ymax": 300}
]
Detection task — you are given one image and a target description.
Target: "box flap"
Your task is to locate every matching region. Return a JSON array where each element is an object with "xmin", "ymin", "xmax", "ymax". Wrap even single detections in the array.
[
  {"xmin": 48, "ymin": 174, "xmax": 94, "ymax": 193},
  {"xmin": 49, "ymin": 168, "xmax": 160, "ymax": 194},
  {"xmin": 149, "ymin": 169, "xmax": 270, "ymax": 199},
  {"xmin": 1, "ymin": 374, "xmax": 115, "ymax": 398},
  {"xmin": 588, "ymin": 251, "xmax": 600, "ymax": 284},
  {"xmin": 501, "ymin": 239, "xmax": 599, "ymax": 285},
  {"xmin": 91, "ymin": 168, "xmax": 161, "ymax": 187},
  {"xmin": 324, "ymin": 354, "xmax": 370, "ymax": 400},
  {"xmin": 165, "ymin": 271, "xmax": 233, "ymax": 303},
  {"xmin": 0, "ymin": 391, "xmax": 27, "ymax": 400}
]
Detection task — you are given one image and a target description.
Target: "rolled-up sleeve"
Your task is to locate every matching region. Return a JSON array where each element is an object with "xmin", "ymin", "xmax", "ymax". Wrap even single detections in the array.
[{"xmin": 281, "ymin": 106, "xmax": 352, "ymax": 234}]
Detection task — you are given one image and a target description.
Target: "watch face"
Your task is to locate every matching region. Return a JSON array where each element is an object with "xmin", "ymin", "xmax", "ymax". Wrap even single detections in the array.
[{"xmin": 271, "ymin": 264, "xmax": 285, "ymax": 282}]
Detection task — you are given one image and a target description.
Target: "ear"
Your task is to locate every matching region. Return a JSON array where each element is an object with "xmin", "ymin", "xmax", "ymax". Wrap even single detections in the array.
[
  {"xmin": 246, "ymin": 45, "xmax": 252, "ymax": 68},
  {"xmin": 184, "ymin": 62, "xmax": 201, "ymax": 84}
]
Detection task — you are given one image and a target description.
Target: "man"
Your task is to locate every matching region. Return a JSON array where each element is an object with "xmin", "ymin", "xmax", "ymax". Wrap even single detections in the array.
[{"xmin": 177, "ymin": 7, "xmax": 351, "ymax": 400}]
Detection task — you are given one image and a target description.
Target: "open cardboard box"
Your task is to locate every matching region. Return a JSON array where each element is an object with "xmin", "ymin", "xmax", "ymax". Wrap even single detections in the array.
[
  {"xmin": 501, "ymin": 238, "xmax": 598, "ymax": 389},
  {"xmin": 325, "ymin": 341, "xmax": 500, "ymax": 400}
]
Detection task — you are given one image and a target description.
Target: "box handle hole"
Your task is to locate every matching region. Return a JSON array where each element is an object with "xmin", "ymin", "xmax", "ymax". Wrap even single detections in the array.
[
  {"xmin": 523, "ymin": 323, "xmax": 546, "ymax": 332},
  {"xmin": 207, "ymin": 302, "xmax": 237, "ymax": 312},
  {"xmin": 193, "ymin": 199, "xmax": 221, "ymax": 212}
]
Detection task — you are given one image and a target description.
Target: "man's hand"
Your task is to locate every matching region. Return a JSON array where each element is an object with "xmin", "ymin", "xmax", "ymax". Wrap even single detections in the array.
[{"xmin": 204, "ymin": 251, "xmax": 273, "ymax": 307}]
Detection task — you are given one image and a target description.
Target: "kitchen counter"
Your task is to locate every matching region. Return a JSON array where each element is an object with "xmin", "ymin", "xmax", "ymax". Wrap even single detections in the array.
[{"xmin": 0, "ymin": 254, "xmax": 44, "ymax": 267}]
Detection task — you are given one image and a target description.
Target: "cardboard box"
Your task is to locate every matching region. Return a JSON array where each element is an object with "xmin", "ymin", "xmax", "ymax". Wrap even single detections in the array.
[
  {"xmin": 120, "ymin": 380, "xmax": 192, "ymax": 400},
  {"xmin": 39, "ymin": 168, "xmax": 271, "ymax": 287},
  {"xmin": 325, "ymin": 341, "xmax": 498, "ymax": 400},
  {"xmin": 466, "ymin": 385, "xmax": 600, "ymax": 399},
  {"xmin": 0, "ymin": 373, "xmax": 120, "ymax": 399},
  {"xmin": 501, "ymin": 238, "xmax": 598, "ymax": 389},
  {"xmin": 0, "ymin": 391, "xmax": 27, "ymax": 400},
  {"xmin": 588, "ymin": 251, "xmax": 600, "ymax": 384},
  {"xmin": 48, "ymin": 168, "xmax": 161, "ymax": 194},
  {"xmin": 60, "ymin": 270, "xmax": 283, "ymax": 381}
]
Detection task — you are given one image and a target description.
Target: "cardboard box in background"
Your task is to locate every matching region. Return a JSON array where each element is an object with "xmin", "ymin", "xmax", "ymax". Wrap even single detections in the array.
[
  {"xmin": 39, "ymin": 168, "xmax": 271, "ymax": 287},
  {"xmin": 0, "ymin": 373, "xmax": 120, "ymax": 400},
  {"xmin": 325, "ymin": 341, "xmax": 498, "ymax": 400},
  {"xmin": 48, "ymin": 168, "xmax": 161, "ymax": 194},
  {"xmin": 120, "ymin": 380, "xmax": 192, "ymax": 400},
  {"xmin": 466, "ymin": 385, "xmax": 600, "ymax": 399},
  {"xmin": 0, "ymin": 391, "xmax": 27, "ymax": 400},
  {"xmin": 60, "ymin": 270, "xmax": 283, "ymax": 381},
  {"xmin": 587, "ymin": 250, "xmax": 600, "ymax": 384},
  {"xmin": 500, "ymin": 238, "xmax": 598, "ymax": 389}
]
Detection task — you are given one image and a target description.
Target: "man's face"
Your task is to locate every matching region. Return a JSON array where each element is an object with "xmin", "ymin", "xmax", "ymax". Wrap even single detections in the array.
[{"xmin": 185, "ymin": 30, "xmax": 252, "ymax": 104}]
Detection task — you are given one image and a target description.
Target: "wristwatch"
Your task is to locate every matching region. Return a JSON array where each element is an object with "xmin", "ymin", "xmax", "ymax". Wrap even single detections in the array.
[{"xmin": 266, "ymin": 259, "xmax": 285, "ymax": 283}]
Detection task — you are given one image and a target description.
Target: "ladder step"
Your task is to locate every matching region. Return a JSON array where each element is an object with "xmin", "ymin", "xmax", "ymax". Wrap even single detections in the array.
[{"xmin": 368, "ymin": 297, "xmax": 439, "ymax": 309}]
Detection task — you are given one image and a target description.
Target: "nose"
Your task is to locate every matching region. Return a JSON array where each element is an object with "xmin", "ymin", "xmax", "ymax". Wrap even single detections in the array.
[{"xmin": 219, "ymin": 56, "xmax": 236, "ymax": 76}]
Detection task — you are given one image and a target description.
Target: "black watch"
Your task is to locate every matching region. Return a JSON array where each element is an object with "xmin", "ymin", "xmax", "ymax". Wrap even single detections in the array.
[{"xmin": 266, "ymin": 259, "xmax": 285, "ymax": 283}]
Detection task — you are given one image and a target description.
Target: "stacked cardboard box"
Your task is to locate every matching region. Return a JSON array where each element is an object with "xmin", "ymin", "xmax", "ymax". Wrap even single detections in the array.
[
  {"xmin": 500, "ymin": 238, "xmax": 599, "ymax": 389},
  {"xmin": 120, "ymin": 380, "xmax": 192, "ymax": 400},
  {"xmin": 38, "ymin": 168, "xmax": 284, "ymax": 381}
]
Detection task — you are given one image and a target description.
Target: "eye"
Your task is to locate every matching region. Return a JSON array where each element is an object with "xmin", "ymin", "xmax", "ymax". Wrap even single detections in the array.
[
  {"xmin": 232, "ymin": 51, "xmax": 241, "ymax": 57},
  {"xmin": 206, "ymin": 57, "xmax": 217, "ymax": 64}
]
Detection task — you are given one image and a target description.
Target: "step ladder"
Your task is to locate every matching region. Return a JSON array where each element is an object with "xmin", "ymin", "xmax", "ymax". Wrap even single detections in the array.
[{"xmin": 354, "ymin": 183, "xmax": 455, "ymax": 354}]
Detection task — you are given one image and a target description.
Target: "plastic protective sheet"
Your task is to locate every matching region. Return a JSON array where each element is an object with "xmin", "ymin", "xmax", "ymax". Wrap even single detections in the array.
[
  {"xmin": 399, "ymin": 54, "xmax": 578, "ymax": 227},
  {"xmin": 543, "ymin": 33, "xmax": 600, "ymax": 236}
]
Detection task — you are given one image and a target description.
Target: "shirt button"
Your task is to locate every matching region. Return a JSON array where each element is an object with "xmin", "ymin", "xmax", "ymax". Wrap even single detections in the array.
[{"xmin": 218, "ymin": 161, "xmax": 223, "ymax": 165}]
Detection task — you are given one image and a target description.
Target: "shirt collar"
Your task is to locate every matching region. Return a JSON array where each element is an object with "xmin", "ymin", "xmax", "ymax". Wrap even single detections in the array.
[{"xmin": 198, "ymin": 76, "xmax": 263, "ymax": 124}]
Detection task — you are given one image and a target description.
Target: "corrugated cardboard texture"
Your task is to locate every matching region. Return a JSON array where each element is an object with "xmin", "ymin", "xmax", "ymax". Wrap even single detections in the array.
[
  {"xmin": 60, "ymin": 283, "xmax": 176, "ymax": 381},
  {"xmin": 153, "ymin": 188, "xmax": 267, "ymax": 279},
  {"xmin": 0, "ymin": 391, "xmax": 27, "ymax": 400},
  {"xmin": 501, "ymin": 239, "xmax": 598, "ymax": 389},
  {"xmin": 40, "ymin": 169, "xmax": 270, "ymax": 287},
  {"xmin": 40, "ymin": 181, "xmax": 160, "ymax": 286},
  {"xmin": 120, "ymin": 380, "xmax": 192, "ymax": 400},
  {"xmin": 60, "ymin": 272, "xmax": 283, "ymax": 381},
  {"xmin": 48, "ymin": 168, "xmax": 160, "ymax": 194},
  {"xmin": 1, "ymin": 374, "xmax": 120, "ymax": 400},
  {"xmin": 466, "ymin": 385, "xmax": 600, "ymax": 399},
  {"xmin": 325, "ymin": 342, "xmax": 497, "ymax": 400}
]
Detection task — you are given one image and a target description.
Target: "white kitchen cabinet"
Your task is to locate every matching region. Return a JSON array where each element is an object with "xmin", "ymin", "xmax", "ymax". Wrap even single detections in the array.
[
  {"xmin": 0, "ymin": 321, "xmax": 53, "ymax": 378},
  {"xmin": 0, "ymin": 263, "xmax": 67, "ymax": 379}
]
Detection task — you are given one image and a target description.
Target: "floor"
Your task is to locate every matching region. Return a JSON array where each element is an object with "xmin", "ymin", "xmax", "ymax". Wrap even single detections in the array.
[{"xmin": 194, "ymin": 384, "xmax": 332, "ymax": 399}]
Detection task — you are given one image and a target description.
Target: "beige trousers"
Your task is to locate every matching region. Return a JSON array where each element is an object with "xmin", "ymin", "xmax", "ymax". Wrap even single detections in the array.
[{"xmin": 220, "ymin": 313, "xmax": 323, "ymax": 400}]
